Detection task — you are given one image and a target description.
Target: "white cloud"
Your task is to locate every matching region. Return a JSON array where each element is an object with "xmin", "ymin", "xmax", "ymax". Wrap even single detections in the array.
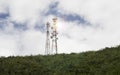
[
  {"xmin": 17, "ymin": 30, "xmax": 45, "ymax": 56},
  {"xmin": 0, "ymin": 0, "xmax": 52, "ymax": 56},
  {"xmin": 0, "ymin": 0, "xmax": 120, "ymax": 56},
  {"xmin": 0, "ymin": 29, "xmax": 46, "ymax": 57},
  {"xmin": 8, "ymin": 0, "xmax": 52, "ymax": 27},
  {"xmin": 0, "ymin": 33, "xmax": 18, "ymax": 57},
  {"xmin": 0, "ymin": 0, "xmax": 9, "ymax": 13},
  {"xmin": 56, "ymin": 0, "xmax": 120, "ymax": 51}
]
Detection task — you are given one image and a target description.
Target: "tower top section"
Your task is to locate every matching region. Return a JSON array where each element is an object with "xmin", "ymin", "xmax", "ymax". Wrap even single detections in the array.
[
  {"xmin": 52, "ymin": 17, "xmax": 57, "ymax": 31},
  {"xmin": 53, "ymin": 17, "xmax": 57, "ymax": 22}
]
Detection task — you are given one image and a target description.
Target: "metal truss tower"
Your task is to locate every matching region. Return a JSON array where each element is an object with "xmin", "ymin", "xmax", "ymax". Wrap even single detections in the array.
[
  {"xmin": 45, "ymin": 22, "xmax": 50, "ymax": 55},
  {"xmin": 51, "ymin": 18, "xmax": 58, "ymax": 54}
]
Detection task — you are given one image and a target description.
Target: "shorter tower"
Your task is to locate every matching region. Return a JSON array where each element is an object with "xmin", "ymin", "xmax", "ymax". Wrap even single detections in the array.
[{"xmin": 45, "ymin": 22, "xmax": 50, "ymax": 55}]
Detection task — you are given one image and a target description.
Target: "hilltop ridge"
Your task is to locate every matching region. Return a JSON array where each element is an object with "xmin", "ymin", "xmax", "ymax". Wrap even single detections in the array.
[{"xmin": 0, "ymin": 46, "xmax": 120, "ymax": 75}]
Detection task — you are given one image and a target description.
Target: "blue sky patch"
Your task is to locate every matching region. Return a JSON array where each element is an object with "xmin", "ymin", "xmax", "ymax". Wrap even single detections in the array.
[
  {"xmin": 0, "ymin": 19, "xmax": 8, "ymax": 30},
  {"xmin": 34, "ymin": 24, "xmax": 46, "ymax": 33},
  {"xmin": 12, "ymin": 22, "xmax": 28, "ymax": 31},
  {"xmin": 0, "ymin": 13, "xmax": 9, "ymax": 19},
  {"xmin": 45, "ymin": 1, "xmax": 89, "ymax": 25}
]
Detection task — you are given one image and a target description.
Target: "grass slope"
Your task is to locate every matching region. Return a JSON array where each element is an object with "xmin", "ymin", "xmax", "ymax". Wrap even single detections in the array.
[{"xmin": 0, "ymin": 46, "xmax": 120, "ymax": 75}]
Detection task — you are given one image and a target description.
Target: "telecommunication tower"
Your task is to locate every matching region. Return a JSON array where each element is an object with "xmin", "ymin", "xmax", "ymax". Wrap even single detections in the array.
[
  {"xmin": 51, "ymin": 18, "xmax": 58, "ymax": 54},
  {"xmin": 45, "ymin": 18, "xmax": 58, "ymax": 55},
  {"xmin": 45, "ymin": 22, "xmax": 50, "ymax": 55}
]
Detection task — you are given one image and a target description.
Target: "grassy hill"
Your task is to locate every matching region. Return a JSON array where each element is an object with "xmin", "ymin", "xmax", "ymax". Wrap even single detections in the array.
[{"xmin": 0, "ymin": 46, "xmax": 120, "ymax": 75}]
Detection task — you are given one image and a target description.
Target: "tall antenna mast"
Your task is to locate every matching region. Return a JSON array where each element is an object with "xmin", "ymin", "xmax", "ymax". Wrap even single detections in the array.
[
  {"xmin": 45, "ymin": 22, "xmax": 50, "ymax": 55},
  {"xmin": 51, "ymin": 17, "xmax": 58, "ymax": 54}
]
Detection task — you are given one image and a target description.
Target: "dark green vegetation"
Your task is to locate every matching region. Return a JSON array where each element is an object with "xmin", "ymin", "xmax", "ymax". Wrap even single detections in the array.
[{"xmin": 0, "ymin": 46, "xmax": 120, "ymax": 75}]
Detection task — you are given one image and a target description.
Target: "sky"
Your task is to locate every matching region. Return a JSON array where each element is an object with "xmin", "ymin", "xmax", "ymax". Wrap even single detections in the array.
[{"xmin": 0, "ymin": 0, "xmax": 120, "ymax": 56}]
